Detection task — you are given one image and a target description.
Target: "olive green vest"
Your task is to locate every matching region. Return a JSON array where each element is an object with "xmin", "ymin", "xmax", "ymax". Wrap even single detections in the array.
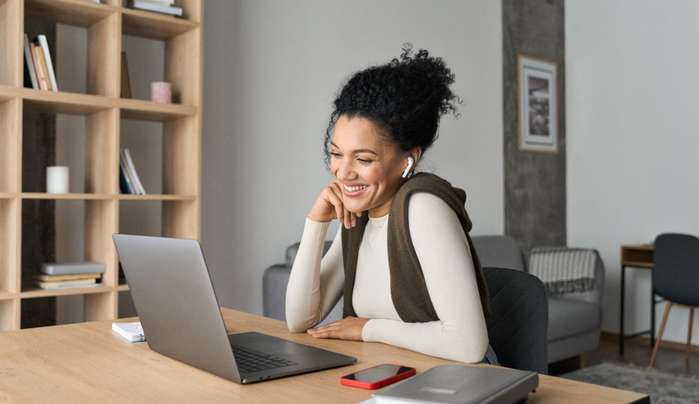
[{"xmin": 341, "ymin": 173, "xmax": 489, "ymax": 322}]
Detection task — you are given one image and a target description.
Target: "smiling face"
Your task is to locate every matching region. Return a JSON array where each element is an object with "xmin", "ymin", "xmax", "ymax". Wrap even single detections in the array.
[{"xmin": 329, "ymin": 115, "xmax": 414, "ymax": 218}]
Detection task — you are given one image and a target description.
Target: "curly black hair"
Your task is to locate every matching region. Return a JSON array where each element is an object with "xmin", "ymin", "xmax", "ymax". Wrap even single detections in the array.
[{"xmin": 324, "ymin": 44, "xmax": 461, "ymax": 164}]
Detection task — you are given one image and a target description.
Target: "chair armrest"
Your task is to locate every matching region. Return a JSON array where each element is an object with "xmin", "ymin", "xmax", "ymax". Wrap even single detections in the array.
[
  {"xmin": 262, "ymin": 264, "xmax": 291, "ymax": 321},
  {"xmin": 528, "ymin": 248, "xmax": 606, "ymax": 307}
]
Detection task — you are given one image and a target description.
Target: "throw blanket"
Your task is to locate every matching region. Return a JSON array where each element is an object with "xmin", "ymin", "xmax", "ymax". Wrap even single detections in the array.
[{"xmin": 528, "ymin": 247, "xmax": 598, "ymax": 296}]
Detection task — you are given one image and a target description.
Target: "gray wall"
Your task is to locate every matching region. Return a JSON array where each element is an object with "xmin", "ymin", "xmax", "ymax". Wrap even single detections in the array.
[
  {"xmin": 202, "ymin": 0, "xmax": 504, "ymax": 314},
  {"xmin": 502, "ymin": 0, "xmax": 566, "ymax": 251},
  {"xmin": 567, "ymin": 0, "xmax": 699, "ymax": 344}
]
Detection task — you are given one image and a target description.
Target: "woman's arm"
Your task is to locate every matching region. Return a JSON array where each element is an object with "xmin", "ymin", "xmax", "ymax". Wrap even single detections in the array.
[
  {"xmin": 361, "ymin": 193, "xmax": 489, "ymax": 363},
  {"xmin": 285, "ymin": 219, "xmax": 344, "ymax": 332}
]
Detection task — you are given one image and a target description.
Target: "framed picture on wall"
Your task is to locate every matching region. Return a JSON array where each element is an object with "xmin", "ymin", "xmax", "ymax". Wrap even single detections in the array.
[{"xmin": 518, "ymin": 55, "xmax": 557, "ymax": 152}]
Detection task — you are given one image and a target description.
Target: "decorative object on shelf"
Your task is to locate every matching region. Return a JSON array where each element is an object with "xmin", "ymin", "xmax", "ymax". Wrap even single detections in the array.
[
  {"xmin": 121, "ymin": 51, "xmax": 132, "ymax": 98},
  {"xmin": 150, "ymin": 81, "xmax": 172, "ymax": 104},
  {"xmin": 518, "ymin": 55, "xmax": 557, "ymax": 153},
  {"xmin": 128, "ymin": 0, "xmax": 183, "ymax": 17},
  {"xmin": 46, "ymin": 166, "xmax": 69, "ymax": 194}
]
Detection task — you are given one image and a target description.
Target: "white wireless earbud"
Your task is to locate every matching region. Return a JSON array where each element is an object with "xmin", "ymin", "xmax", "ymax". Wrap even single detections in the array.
[{"xmin": 401, "ymin": 157, "xmax": 415, "ymax": 179}]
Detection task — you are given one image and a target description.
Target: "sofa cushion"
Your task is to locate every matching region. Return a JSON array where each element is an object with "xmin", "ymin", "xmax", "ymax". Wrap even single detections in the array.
[
  {"xmin": 547, "ymin": 297, "xmax": 600, "ymax": 341},
  {"xmin": 472, "ymin": 235, "xmax": 525, "ymax": 271}
]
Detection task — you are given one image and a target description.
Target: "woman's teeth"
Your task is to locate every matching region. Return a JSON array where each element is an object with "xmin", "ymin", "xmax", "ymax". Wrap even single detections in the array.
[{"xmin": 344, "ymin": 185, "xmax": 368, "ymax": 193}]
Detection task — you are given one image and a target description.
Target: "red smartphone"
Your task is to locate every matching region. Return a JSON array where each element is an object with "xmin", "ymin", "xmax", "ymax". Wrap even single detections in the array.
[{"xmin": 340, "ymin": 364, "xmax": 416, "ymax": 390}]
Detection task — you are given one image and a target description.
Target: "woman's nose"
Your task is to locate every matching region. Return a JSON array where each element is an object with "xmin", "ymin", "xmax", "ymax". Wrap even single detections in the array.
[{"xmin": 335, "ymin": 160, "xmax": 356, "ymax": 180}]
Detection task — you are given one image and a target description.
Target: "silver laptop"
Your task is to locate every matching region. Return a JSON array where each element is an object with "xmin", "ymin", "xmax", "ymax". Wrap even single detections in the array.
[{"xmin": 113, "ymin": 234, "xmax": 356, "ymax": 384}]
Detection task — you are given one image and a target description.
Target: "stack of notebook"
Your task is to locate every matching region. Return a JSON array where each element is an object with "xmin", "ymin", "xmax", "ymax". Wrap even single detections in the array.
[
  {"xmin": 127, "ymin": 0, "xmax": 183, "ymax": 17},
  {"xmin": 35, "ymin": 262, "xmax": 105, "ymax": 290}
]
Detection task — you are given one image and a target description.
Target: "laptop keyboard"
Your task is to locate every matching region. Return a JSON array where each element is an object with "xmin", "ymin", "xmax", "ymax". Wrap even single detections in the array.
[{"xmin": 232, "ymin": 344, "xmax": 297, "ymax": 374}]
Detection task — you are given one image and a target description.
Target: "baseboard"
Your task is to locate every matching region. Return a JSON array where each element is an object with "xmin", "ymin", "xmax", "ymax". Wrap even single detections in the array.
[{"xmin": 601, "ymin": 331, "xmax": 699, "ymax": 351}]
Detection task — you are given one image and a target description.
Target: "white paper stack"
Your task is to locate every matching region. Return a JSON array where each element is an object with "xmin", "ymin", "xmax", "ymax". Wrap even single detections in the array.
[{"xmin": 112, "ymin": 321, "xmax": 146, "ymax": 343}]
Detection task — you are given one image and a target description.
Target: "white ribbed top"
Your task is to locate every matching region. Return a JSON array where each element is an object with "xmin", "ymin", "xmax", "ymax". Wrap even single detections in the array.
[{"xmin": 285, "ymin": 193, "xmax": 488, "ymax": 363}]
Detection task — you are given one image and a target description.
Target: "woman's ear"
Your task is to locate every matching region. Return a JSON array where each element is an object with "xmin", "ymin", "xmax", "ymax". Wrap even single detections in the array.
[{"xmin": 409, "ymin": 147, "xmax": 422, "ymax": 165}]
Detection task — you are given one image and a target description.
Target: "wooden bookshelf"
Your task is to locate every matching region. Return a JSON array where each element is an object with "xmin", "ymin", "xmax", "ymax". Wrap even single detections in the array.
[{"xmin": 0, "ymin": 0, "xmax": 202, "ymax": 331}]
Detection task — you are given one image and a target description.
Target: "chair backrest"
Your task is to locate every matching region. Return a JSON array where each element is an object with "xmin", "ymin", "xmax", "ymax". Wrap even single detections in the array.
[
  {"xmin": 472, "ymin": 235, "xmax": 526, "ymax": 271},
  {"xmin": 653, "ymin": 233, "xmax": 699, "ymax": 306},
  {"xmin": 483, "ymin": 267, "xmax": 548, "ymax": 374}
]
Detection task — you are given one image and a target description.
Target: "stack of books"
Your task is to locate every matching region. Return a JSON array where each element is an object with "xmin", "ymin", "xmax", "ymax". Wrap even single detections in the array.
[
  {"xmin": 119, "ymin": 148, "xmax": 147, "ymax": 195},
  {"xmin": 35, "ymin": 262, "xmax": 105, "ymax": 290},
  {"xmin": 127, "ymin": 0, "xmax": 183, "ymax": 17},
  {"xmin": 23, "ymin": 34, "xmax": 58, "ymax": 92}
]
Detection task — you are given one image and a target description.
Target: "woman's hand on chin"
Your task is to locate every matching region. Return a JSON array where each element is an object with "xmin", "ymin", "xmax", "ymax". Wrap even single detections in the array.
[
  {"xmin": 306, "ymin": 316, "xmax": 369, "ymax": 341},
  {"xmin": 308, "ymin": 181, "xmax": 361, "ymax": 229}
]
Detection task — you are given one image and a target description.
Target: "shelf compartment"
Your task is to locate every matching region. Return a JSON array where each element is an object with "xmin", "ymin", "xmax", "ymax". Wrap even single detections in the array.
[
  {"xmin": 21, "ymin": 193, "xmax": 112, "ymax": 200},
  {"xmin": 24, "ymin": 2, "xmax": 121, "ymax": 97},
  {"xmin": 25, "ymin": 0, "xmax": 117, "ymax": 28},
  {"xmin": 20, "ymin": 284, "xmax": 112, "ymax": 299},
  {"xmin": 121, "ymin": 8, "xmax": 198, "ymax": 40},
  {"xmin": 21, "ymin": 199, "xmax": 117, "ymax": 296},
  {"xmin": 120, "ymin": 98, "xmax": 196, "ymax": 121},
  {"xmin": 21, "ymin": 105, "xmax": 118, "ymax": 195}
]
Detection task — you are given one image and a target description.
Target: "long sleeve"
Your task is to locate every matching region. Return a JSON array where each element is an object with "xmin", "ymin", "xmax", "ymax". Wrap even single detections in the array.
[
  {"xmin": 285, "ymin": 218, "xmax": 344, "ymax": 332},
  {"xmin": 360, "ymin": 193, "xmax": 489, "ymax": 363}
]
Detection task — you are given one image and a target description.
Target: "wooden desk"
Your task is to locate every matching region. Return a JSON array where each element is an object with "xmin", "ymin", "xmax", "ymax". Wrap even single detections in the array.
[
  {"xmin": 619, "ymin": 244, "xmax": 655, "ymax": 356},
  {"xmin": 0, "ymin": 308, "xmax": 648, "ymax": 403}
]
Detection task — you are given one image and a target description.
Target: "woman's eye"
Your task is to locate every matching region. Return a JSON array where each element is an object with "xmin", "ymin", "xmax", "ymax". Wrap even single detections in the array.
[
  {"xmin": 357, "ymin": 158, "xmax": 373, "ymax": 164},
  {"xmin": 329, "ymin": 152, "xmax": 341, "ymax": 158}
]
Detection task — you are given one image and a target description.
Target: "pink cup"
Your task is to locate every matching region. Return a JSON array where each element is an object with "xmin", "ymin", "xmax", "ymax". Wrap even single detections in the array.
[{"xmin": 151, "ymin": 81, "xmax": 172, "ymax": 104}]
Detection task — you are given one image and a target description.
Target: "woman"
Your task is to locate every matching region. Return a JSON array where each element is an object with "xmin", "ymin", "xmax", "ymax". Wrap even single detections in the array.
[{"xmin": 285, "ymin": 45, "xmax": 496, "ymax": 364}]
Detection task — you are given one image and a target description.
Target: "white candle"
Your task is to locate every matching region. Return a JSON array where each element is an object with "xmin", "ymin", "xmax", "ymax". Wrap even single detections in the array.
[{"xmin": 46, "ymin": 166, "xmax": 69, "ymax": 194}]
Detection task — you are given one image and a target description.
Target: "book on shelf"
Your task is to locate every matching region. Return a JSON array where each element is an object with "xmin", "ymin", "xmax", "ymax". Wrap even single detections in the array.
[
  {"xmin": 37, "ymin": 35, "xmax": 58, "ymax": 92},
  {"xmin": 33, "ymin": 273, "xmax": 102, "ymax": 282},
  {"xmin": 121, "ymin": 51, "xmax": 132, "ymax": 98},
  {"xmin": 31, "ymin": 43, "xmax": 50, "ymax": 90},
  {"xmin": 23, "ymin": 34, "xmax": 38, "ymax": 90},
  {"xmin": 24, "ymin": 34, "xmax": 58, "ymax": 92},
  {"xmin": 134, "ymin": 0, "xmax": 176, "ymax": 4},
  {"xmin": 41, "ymin": 262, "xmax": 105, "ymax": 275},
  {"xmin": 127, "ymin": 0, "xmax": 183, "ymax": 17},
  {"xmin": 36, "ymin": 279, "xmax": 99, "ymax": 290},
  {"xmin": 120, "ymin": 148, "xmax": 146, "ymax": 195},
  {"xmin": 119, "ymin": 163, "xmax": 135, "ymax": 194}
]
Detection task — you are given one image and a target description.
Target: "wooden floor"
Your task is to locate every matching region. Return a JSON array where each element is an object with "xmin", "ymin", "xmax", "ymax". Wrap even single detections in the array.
[{"xmin": 550, "ymin": 334, "xmax": 699, "ymax": 377}]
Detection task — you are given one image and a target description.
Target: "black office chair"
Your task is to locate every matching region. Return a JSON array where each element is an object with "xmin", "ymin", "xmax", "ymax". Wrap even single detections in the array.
[
  {"xmin": 649, "ymin": 233, "xmax": 699, "ymax": 367},
  {"xmin": 483, "ymin": 267, "xmax": 548, "ymax": 374}
]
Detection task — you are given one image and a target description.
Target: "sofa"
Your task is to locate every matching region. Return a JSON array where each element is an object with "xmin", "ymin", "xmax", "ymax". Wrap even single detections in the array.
[{"xmin": 263, "ymin": 235, "xmax": 604, "ymax": 365}]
